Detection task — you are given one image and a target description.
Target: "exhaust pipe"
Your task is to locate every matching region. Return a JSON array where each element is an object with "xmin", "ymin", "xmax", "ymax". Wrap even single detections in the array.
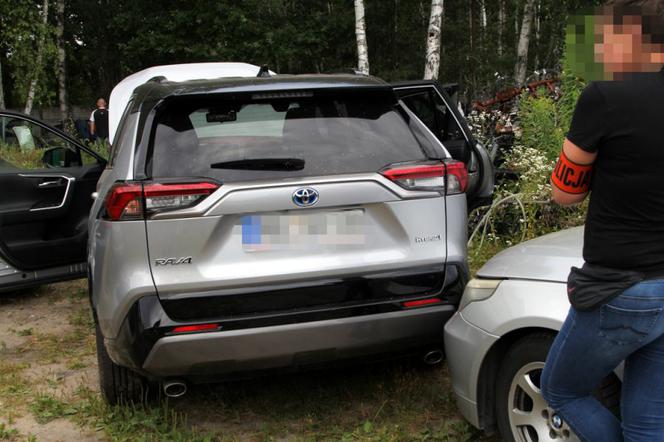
[
  {"xmin": 422, "ymin": 349, "xmax": 444, "ymax": 366},
  {"xmin": 163, "ymin": 380, "xmax": 187, "ymax": 398}
]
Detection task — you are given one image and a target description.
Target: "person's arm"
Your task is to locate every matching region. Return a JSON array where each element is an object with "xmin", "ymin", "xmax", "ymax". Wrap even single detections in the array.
[
  {"xmin": 89, "ymin": 111, "xmax": 96, "ymax": 136},
  {"xmin": 551, "ymin": 138, "xmax": 597, "ymax": 206},
  {"xmin": 550, "ymin": 82, "xmax": 606, "ymax": 206}
]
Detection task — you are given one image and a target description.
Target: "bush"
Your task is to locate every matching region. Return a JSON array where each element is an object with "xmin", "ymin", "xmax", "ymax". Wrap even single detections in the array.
[
  {"xmin": 0, "ymin": 143, "xmax": 43, "ymax": 169},
  {"xmin": 468, "ymin": 70, "xmax": 588, "ymax": 256}
]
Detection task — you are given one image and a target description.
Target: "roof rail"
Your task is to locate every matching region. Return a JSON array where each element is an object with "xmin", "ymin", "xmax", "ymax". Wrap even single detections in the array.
[
  {"xmin": 324, "ymin": 68, "xmax": 367, "ymax": 76},
  {"xmin": 257, "ymin": 65, "xmax": 271, "ymax": 78}
]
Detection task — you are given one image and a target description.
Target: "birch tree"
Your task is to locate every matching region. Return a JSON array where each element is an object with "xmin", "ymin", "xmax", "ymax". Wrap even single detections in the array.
[
  {"xmin": 55, "ymin": 0, "xmax": 67, "ymax": 120},
  {"xmin": 0, "ymin": 57, "xmax": 5, "ymax": 109},
  {"xmin": 24, "ymin": 0, "xmax": 49, "ymax": 115},
  {"xmin": 514, "ymin": 0, "xmax": 535, "ymax": 85},
  {"xmin": 423, "ymin": 0, "xmax": 444, "ymax": 80},
  {"xmin": 498, "ymin": 0, "xmax": 506, "ymax": 56},
  {"xmin": 354, "ymin": 0, "xmax": 370, "ymax": 75}
]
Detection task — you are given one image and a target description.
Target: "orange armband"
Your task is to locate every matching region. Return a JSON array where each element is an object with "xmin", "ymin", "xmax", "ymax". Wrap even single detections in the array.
[{"xmin": 551, "ymin": 150, "xmax": 593, "ymax": 194}]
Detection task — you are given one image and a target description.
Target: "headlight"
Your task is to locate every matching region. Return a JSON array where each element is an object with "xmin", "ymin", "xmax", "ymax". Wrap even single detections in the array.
[{"xmin": 458, "ymin": 278, "xmax": 502, "ymax": 311}]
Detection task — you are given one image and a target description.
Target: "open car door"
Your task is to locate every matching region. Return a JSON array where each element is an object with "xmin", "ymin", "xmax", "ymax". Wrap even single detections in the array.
[
  {"xmin": 0, "ymin": 111, "xmax": 106, "ymax": 291},
  {"xmin": 392, "ymin": 80, "xmax": 494, "ymax": 210}
]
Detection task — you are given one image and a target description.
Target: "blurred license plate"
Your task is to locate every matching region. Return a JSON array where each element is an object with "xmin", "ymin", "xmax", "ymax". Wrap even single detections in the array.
[{"xmin": 241, "ymin": 210, "xmax": 366, "ymax": 251}]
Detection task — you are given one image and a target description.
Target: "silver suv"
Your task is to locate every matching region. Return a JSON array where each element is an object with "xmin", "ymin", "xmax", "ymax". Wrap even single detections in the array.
[{"xmin": 84, "ymin": 64, "xmax": 494, "ymax": 403}]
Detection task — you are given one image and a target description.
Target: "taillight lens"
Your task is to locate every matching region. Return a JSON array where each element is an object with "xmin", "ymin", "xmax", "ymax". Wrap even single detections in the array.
[
  {"xmin": 105, "ymin": 183, "xmax": 143, "ymax": 220},
  {"xmin": 104, "ymin": 181, "xmax": 219, "ymax": 221},
  {"xmin": 402, "ymin": 297, "xmax": 442, "ymax": 308},
  {"xmin": 171, "ymin": 323, "xmax": 220, "ymax": 334},
  {"xmin": 381, "ymin": 161, "xmax": 468, "ymax": 194}
]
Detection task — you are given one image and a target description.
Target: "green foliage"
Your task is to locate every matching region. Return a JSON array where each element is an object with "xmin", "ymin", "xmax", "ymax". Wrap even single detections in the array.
[
  {"xmin": 0, "ymin": 423, "xmax": 17, "ymax": 440},
  {"xmin": 74, "ymin": 388, "xmax": 212, "ymax": 442},
  {"xmin": 0, "ymin": 143, "xmax": 43, "ymax": 169},
  {"xmin": 0, "ymin": 0, "xmax": 58, "ymax": 109},
  {"xmin": 2, "ymin": 0, "xmax": 604, "ymax": 110},
  {"xmin": 85, "ymin": 139, "xmax": 110, "ymax": 161},
  {"xmin": 29, "ymin": 394, "xmax": 77, "ymax": 424},
  {"xmin": 469, "ymin": 68, "xmax": 588, "ymax": 256}
]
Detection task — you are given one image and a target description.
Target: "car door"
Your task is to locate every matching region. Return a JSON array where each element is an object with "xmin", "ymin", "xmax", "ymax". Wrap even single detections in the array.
[
  {"xmin": 0, "ymin": 112, "xmax": 106, "ymax": 272},
  {"xmin": 392, "ymin": 81, "xmax": 494, "ymax": 210}
]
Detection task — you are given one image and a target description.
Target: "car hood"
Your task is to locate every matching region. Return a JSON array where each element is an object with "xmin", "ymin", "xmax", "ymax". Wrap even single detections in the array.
[{"xmin": 476, "ymin": 226, "xmax": 584, "ymax": 282}]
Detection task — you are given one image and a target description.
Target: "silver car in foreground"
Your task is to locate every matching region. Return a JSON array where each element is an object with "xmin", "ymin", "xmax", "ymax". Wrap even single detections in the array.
[
  {"xmin": 444, "ymin": 226, "xmax": 621, "ymax": 442},
  {"xmin": 88, "ymin": 64, "xmax": 493, "ymax": 403}
]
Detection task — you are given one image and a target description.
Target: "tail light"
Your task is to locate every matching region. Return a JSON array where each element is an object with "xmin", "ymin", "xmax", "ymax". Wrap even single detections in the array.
[
  {"xmin": 105, "ymin": 181, "xmax": 219, "ymax": 221},
  {"xmin": 381, "ymin": 160, "xmax": 468, "ymax": 194}
]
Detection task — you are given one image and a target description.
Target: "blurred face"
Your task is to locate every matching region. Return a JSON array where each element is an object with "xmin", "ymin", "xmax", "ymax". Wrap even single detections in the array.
[
  {"xmin": 96, "ymin": 98, "xmax": 107, "ymax": 108},
  {"xmin": 595, "ymin": 15, "xmax": 664, "ymax": 75}
]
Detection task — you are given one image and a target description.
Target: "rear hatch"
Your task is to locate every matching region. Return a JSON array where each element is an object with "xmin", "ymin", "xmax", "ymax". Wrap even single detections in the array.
[{"xmin": 111, "ymin": 87, "xmax": 463, "ymax": 321}]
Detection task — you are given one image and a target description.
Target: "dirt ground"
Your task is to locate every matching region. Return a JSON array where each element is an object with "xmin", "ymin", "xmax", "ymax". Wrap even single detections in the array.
[{"xmin": 0, "ymin": 280, "xmax": 498, "ymax": 441}]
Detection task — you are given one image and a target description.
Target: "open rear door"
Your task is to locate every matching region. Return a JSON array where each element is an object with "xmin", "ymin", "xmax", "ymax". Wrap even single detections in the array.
[{"xmin": 392, "ymin": 81, "xmax": 494, "ymax": 210}]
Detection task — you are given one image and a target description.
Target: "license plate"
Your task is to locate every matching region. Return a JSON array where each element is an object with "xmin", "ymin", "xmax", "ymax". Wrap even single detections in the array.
[{"xmin": 241, "ymin": 210, "xmax": 366, "ymax": 251}]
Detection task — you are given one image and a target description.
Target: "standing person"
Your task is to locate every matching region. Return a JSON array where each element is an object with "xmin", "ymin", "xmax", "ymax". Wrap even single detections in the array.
[
  {"xmin": 89, "ymin": 97, "xmax": 109, "ymax": 142},
  {"xmin": 541, "ymin": 1, "xmax": 664, "ymax": 441}
]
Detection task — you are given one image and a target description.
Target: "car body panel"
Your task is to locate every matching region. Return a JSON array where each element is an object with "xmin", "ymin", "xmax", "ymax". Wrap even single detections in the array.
[
  {"xmin": 89, "ymin": 219, "xmax": 156, "ymax": 339},
  {"xmin": 461, "ymin": 280, "xmax": 572, "ymax": 337},
  {"xmin": 146, "ymin": 186, "xmax": 448, "ymax": 299},
  {"xmin": 476, "ymin": 226, "xmax": 583, "ymax": 282},
  {"xmin": 444, "ymin": 311, "xmax": 499, "ymax": 428}
]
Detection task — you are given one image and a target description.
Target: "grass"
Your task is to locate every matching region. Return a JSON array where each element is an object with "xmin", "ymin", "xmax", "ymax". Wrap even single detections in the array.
[
  {"xmin": 0, "ymin": 279, "xmax": 500, "ymax": 441},
  {"xmin": 0, "ymin": 423, "xmax": 18, "ymax": 440},
  {"xmin": 29, "ymin": 394, "xmax": 77, "ymax": 424}
]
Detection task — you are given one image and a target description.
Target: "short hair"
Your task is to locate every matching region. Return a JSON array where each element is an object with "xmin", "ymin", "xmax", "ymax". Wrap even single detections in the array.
[{"xmin": 603, "ymin": 0, "xmax": 664, "ymax": 43}]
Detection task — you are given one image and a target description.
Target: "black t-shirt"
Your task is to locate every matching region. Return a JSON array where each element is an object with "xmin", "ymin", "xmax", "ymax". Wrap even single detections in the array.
[
  {"xmin": 567, "ymin": 69, "xmax": 664, "ymax": 276},
  {"xmin": 92, "ymin": 108, "xmax": 109, "ymax": 140}
]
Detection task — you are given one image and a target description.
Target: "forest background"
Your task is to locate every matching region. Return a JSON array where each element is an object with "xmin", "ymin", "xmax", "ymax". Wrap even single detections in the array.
[{"xmin": 0, "ymin": 0, "xmax": 604, "ymax": 117}]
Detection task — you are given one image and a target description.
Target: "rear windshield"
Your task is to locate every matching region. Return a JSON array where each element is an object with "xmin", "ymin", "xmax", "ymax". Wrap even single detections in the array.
[{"xmin": 147, "ymin": 90, "xmax": 428, "ymax": 182}]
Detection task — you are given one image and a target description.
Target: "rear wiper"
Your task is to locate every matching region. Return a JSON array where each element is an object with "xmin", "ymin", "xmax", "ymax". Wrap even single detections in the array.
[{"xmin": 210, "ymin": 158, "xmax": 305, "ymax": 171}]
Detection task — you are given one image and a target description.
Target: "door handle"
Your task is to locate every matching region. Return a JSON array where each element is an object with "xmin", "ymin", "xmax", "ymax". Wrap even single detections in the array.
[{"xmin": 38, "ymin": 180, "xmax": 63, "ymax": 188}]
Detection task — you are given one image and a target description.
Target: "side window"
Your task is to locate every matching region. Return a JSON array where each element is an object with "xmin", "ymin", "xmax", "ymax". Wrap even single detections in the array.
[
  {"xmin": 400, "ymin": 88, "xmax": 469, "ymax": 163},
  {"xmin": 108, "ymin": 100, "xmax": 135, "ymax": 167},
  {"xmin": 0, "ymin": 116, "xmax": 84, "ymax": 170}
]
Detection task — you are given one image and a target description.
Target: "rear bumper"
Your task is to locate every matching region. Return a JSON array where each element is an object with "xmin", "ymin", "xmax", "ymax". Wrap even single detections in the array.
[{"xmin": 141, "ymin": 305, "xmax": 454, "ymax": 378}]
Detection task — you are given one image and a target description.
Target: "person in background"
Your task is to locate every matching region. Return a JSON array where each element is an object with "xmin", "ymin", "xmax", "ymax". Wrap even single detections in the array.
[
  {"xmin": 89, "ymin": 97, "xmax": 109, "ymax": 142},
  {"xmin": 541, "ymin": 1, "xmax": 664, "ymax": 441}
]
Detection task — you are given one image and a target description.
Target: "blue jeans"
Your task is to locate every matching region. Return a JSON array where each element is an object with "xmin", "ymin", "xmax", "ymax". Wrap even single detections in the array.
[{"xmin": 541, "ymin": 279, "xmax": 664, "ymax": 441}]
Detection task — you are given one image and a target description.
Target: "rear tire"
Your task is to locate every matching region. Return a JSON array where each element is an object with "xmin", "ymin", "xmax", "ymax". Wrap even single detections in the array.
[
  {"xmin": 495, "ymin": 333, "xmax": 621, "ymax": 442},
  {"xmin": 95, "ymin": 323, "xmax": 151, "ymax": 405}
]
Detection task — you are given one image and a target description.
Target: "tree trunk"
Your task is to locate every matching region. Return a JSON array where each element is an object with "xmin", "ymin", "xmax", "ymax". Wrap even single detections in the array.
[
  {"xmin": 0, "ymin": 56, "xmax": 5, "ymax": 109},
  {"xmin": 534, "ymin": 0, "xmax": 541, "ymax": 70},
  {"xmin": 55, "ymin": 0, "xmax": 67, "ymax": 121},
  {"xmin": 480, "ymin": 0, "xmax": 486, "ymax": 30},
  {"xmin": 24, "ymin": 0, "xmax": 50, "ymax": 116},
  {"xmin": 498, "ymin": 0, "xmax": 506, "ymax": 56},
  {"xmin": 423, "ymin": 0, "xmax": 444, "ymax": 80},
  {"xmin": 514, "ymin": 0, "xmax": 535, "ymax": 85},
  {"xmin": 354, "ymin": 0, "xmax": 370, "ymax": 75}
]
